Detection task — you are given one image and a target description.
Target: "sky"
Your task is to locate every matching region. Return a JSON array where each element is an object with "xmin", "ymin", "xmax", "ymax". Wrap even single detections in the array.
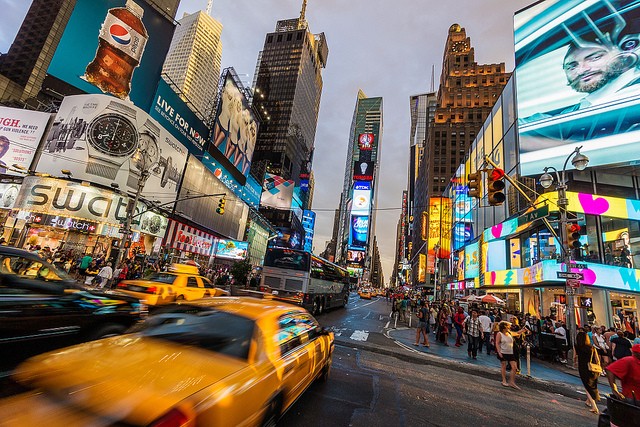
[{"xmin": 1, "ymin": 0, "xmax": 534, "ymax": 283}]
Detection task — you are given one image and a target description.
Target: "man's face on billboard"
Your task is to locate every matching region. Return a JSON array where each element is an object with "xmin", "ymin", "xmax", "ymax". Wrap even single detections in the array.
[{"xmin": 563, "ymin": 45, "xmax": 623, "ymax": 93}]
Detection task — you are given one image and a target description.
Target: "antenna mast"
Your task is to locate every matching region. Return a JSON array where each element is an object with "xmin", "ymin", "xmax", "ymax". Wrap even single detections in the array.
[
  {"xmin": 206, "ymin": 0, "xmax": 213, "ymax": 15},
  {"xmin": 299, "ymin": 0, "xmax": 308, "ymax": 27}
]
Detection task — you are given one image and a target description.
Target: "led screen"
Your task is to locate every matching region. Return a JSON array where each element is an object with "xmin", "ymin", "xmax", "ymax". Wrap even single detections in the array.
[
  {"xmin": 353, "ymin": 160, "xmax": 374, "ymax": 181},
  {"xmin": 351, "ymin": 188, "xmax": 371, "ymax": 214},
  {"xmin": 349, "ymin": 215, "xmax": 369, "ymax": 248},
  {"xmin": 464, "ymin": 242, "xmax": 479, "ymax": 279},
  {"xmin": 487, "ymin": 240, "xmax": 507, "ymax": 272},
  {"xmin": 347, "ymin": 249, "xmax": 366, "ymax": 265},
  {"xmin": 515, "ymin": 0, "xmax": 640, "ymax": 175},
  {"xmin": 358, "ymin": 133, "xmax": 375, "ymax": 151},
  {"xmin": 215, "ymin": 239, "xmax": 249, "ymax": 260}
]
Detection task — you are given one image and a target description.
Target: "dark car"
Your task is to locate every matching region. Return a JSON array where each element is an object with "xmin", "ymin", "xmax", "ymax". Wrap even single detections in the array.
[{"xmin": 0, "ymin": 247, "xmax": 147, "ymax": 370}]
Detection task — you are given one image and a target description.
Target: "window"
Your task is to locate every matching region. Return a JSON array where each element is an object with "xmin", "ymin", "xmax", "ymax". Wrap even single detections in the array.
[
  {"xmin": 0, "ymin": 254, "xmax": 67, "ymax": 282},
  {"xmin": 187, "ymin": 277, "xmax": 199, "ymax": 288},
  {"xmin": 276, "ymin": 313, "xmax": 318, "ymax": 355}
]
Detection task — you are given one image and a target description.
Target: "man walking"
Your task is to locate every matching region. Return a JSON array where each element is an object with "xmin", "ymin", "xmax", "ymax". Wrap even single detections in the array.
[
  {"xmin": 414, "ymin": 301, "xmax": 430, "ymax": 347},
  {"xmin": 478, "ymin": 310, "xmax": 493, "ymax": 355},
  {"xmin": 96, "ymin": 262, "xmax": 113, "ymax": 290},
  {"xmin": 464, "ymin": 310, "xmax": 483, "ymax": 359}
]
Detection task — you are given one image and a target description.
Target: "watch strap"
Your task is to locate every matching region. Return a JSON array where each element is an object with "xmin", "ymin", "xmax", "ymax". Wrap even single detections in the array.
[
  {"xmin": 107, "ymin": 100, "xmax": 137, "ymax": 120},
  {"xmin": 86, "ymin": 160, "xmax": 119, "ymax": 180},
  {"xmin": 127, "ymin": 170, "xmax": 141, "ymax": 189},
  {"xmin": 143, "ymin": 119, "xmax": 161, "ymax": 138}
]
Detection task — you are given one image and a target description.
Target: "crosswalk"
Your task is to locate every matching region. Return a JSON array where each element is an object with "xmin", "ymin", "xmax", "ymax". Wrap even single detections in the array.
[{"xmin": 328, "ymin": 327, "xmax": 371, "ymax": 342}]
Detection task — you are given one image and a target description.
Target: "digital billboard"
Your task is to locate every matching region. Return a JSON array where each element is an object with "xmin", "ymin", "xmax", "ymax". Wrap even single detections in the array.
[
  {"xmin": 358, "ymin": 133, "xmax": 374, "ymax": 151},
  {"xmin": 46, "ymin": 0, "xmax": 175, "ymax": 112},
  {"xmin": 0, "ymin": 107, "xmax": 51, "ymax": 176},
  {"xmin": 353, "ymin": 181, "xmax": 371, "ymax": 191},
  {"xmin": 36, "ymin": 95, "xmax": 188, "ymax": 202},
  {"xmin": 427, "ymin": 197, "xmax": 452, "ymax": 273},
  {"xmin": 515, "ymin": 0, "xmax": 640, "ymax": 175},
  {"xmin": 418, "ymin": 253, "xmax": 426, "ymax": 283},
  {"xmin": 210, "ymin": 70, "xmax": 258, "ymax": 182},
  {"xmin": 353, "ymin": 160, "xmax": 374, "ymax": 181},
  {"xmin": 270, "ymin": 227, "xmax": 303, "ymax": 250},
  {"xmin": 351, "ymin": 188, "xmax": 371, "ymax": 214},
  {"xmin": 150, "ymin": 78, "xmax": 209, "ymax": 155},
  {"xmin": 347, "ymin": 249, "xmax": 366, "ymax": 265},
  {"xmin": 215, "ymin": 239, "xmax": 249, "ymax": 260},
  {"xmin": 349, "ymin": 215, "xmax": 369, "ymax": 248},
  {"xmin": 302, "ymin": 210, "xmax": 315, "ymax": 253},
  {"xmin": 261, "ymin": 173, "xmax": 294, "ymax": 209},
  {"xmin": 464, "ymin": 241, "xmax": 479, "ymax": 279}
]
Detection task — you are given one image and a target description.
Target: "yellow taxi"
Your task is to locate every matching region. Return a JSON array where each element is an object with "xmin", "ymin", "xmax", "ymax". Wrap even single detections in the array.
[
  {"xmin": 0, "ymin": 297, "xmax": 335, "ymax": 426},
  {"xmin": 115, "ymin": 263, "xmax": 228, "ymax": 306},
  {"xmin": 358, "ymin": 289, "xmax": 371, "ymax": 299}
]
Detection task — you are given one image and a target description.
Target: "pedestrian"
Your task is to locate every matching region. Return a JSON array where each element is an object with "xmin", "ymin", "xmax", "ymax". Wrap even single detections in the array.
[
  {"xmin": 611, "ymin": 330, "xmax": 633, "ymax": 361},
  {"xmin": 554, "ymin": 321, "xmax": 568, "ymax": 363},
  {"xmin": 78, "ymin": 253, "xmax": 93, "ymax": 279},
  {"xmin": 429, "ymin": 303, "xmax": 437, "ymax": 335},
  {"xmin": 573, "ymin": 331, "xmax": 601, "ymax": 414},
  {"xmin": 95, "ymin": 262, "xmax": 113, "ymax": 289},
  {"xmin": 606, "ymin": 343, "xmax": 640, "ymax": 402},
  {"xmin": 414, "ymin": 301, "xmax": 430, "ymax": 347},
  {"xmin": 478, "ymin": 310, "xmax": 493, "ymax": 355},
  {"xmin": 511, "ymin": 318, "xmax": 525, "ymax": 374},
  {"xmin": 438, "ymin": 306, "xmax": 450, "ymax": 346},
  {"xmin": 400, "ymin": 296, "xmax": 408, "ymax": 322},
  {"xmin": 453, "ymin": 306, "xmax": 466, "ymax": 347},
  {"xmin": 592, "ymin": 326, "xmax": 610, "ymax": 373},
  {"xmin": 464, "ymin": 310, "xmax": 483, "ymax": 359},
  {"xmin": 496, "ymin": 321, "xmax": 528, "ymax": 390}
]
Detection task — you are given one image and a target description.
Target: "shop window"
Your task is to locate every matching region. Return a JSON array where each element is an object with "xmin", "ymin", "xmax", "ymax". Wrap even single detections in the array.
[{"xmin": 602, "ymin": 216, "xmax": 639, "ymax": 268}]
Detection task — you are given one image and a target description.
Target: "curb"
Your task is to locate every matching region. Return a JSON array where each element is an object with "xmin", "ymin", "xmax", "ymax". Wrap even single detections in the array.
[{"xmin": 334, "ymin": 334, "xmax": 590, "ymax": 401}]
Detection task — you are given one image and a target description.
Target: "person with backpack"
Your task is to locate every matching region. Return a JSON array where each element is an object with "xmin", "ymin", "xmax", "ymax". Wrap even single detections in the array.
[{"xmin": 414, "ymin": 301, "xmax": 430, "ymax": 347}]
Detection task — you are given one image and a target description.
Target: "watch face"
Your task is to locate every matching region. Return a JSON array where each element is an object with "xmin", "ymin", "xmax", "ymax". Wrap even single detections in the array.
[
  {"xmin": 88, "ymin": 113, "xmax": 138, "ymax": 157},
  {"xmin": 3, "ymin": 186, "xmax": 17, "ymax": 208},
  {"xmin": 137, "ymin": 132, "xmax": 159, "ymax": 164}
]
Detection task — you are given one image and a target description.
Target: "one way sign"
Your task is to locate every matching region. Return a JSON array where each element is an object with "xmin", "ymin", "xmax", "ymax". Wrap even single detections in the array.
[{"xmin": 557, "ymin": 272, "xmax": 584, "ymax": 280}]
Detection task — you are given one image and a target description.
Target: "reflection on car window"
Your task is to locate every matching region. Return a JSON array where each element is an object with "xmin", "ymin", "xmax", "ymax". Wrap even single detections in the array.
[
  {"xmin": 135, "ymin": 305, "xmax": 255, "ymax": 360},
  {"xmin": 276, "ymin": 313, "xmax": 317, "ymax": 355},
  {"xmin": 0, "ymin": 254, "xmax": 67, "ymax": 282},
  {"xmin": 186, "ymin": 277, "xmax": 199, "ymax": 288},
  {"xmin": 145, "ymin": 273, "xmax": 178, "ymax": 284},
  {"xmin": 201, "ymin": 277, "xmax": 214, "ymax": 289}
]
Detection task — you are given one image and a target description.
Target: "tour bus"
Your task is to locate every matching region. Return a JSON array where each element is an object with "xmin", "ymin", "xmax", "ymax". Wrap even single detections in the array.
[{"xmin": 259, "ymin": 247, "xmax": 350, "ymax": 315}]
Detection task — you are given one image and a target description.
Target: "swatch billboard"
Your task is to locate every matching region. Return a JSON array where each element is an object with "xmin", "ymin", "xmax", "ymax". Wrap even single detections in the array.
[
  {"xmin": 515, "ymin": 0, "xmax": 640, "ymax": 175},
  {"xmin": 210, "ymin": 70, "xmax": 258, "ymax": 183},
  {"xmin": 47, "ymin": 0, "xmax": 175, "ymax": 111}
]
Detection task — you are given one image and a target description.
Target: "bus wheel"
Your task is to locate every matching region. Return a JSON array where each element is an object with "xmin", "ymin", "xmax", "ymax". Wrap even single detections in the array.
[
  {"xmin": 318, "ymin": 298, "xmax": 325, "ymax": 315},
  {"xmin": 312, "ymin": 299, "xmax": 319, "ymax": 315}
]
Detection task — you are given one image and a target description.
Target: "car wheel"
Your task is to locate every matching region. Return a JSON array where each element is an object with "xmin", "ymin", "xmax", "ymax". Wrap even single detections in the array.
[
  {"xmin": 261, "ymin": 395, "xmax": 282, "ymax": 427},
  {"xmin": 87, "ymin": 324, "xmax": 126, "ymax": 341}
]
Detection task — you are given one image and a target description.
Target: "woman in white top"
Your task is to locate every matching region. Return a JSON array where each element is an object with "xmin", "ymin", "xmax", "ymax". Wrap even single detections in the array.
[{"xmin": 495, "ymin": 321, "xmax": 528, "ymax": 389}]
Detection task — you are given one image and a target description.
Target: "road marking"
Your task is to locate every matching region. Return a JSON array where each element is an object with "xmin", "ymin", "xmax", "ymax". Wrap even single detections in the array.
[
  {"xmin": 384, "ymin": 320, "xmax": 390, "ymax": 329},
  {"xmin": 330, "ymin": 327, "xmax": 347, "ymax": 337},
  {"xmin": 350, "ymin": 330, "xmax": 369, "ymax": 341}
]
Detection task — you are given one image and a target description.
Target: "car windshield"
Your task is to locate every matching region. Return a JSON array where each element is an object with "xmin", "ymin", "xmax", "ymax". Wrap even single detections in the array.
[
  {"xmin": 144, "ymin": 272, "xmax": 178, "ymax": 284},
  {"xmin": 0, "ymin": 253, "xmax": 72, "ymax": 284},
  {"xmin": 133, "ymin": 304, "xmax": 255, "ymax": 360}
]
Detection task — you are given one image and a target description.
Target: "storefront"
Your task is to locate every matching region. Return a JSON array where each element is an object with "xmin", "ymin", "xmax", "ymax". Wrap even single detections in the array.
[
  {"xmin": 163, "ymin": 220, "xmax": 216, "ymax": 266},
  {"xmin": 8, "ymin": 176, "xmax": 168, "ymax": 261}
]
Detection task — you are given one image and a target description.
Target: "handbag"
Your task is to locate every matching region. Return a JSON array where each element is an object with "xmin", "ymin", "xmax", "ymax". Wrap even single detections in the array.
[{"xmin": 588, "ymin": 348, "xmax": 603, "ymax": 374}]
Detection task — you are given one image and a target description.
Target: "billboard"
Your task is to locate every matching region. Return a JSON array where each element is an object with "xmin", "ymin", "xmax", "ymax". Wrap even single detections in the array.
[
  {"xmin": 270, "ymin": 227, "xmax": 303, "ymax": 250},
  {"xmin": 351, "ymin": 188, "xmax": 371, "ymax": 214},
  {"xmin": 418, "ymin": 254, "xmax": 426, "ymax": 283},
  {"xmin": 464, "ymin": 241, "xmax": 479, "ymax": 279},
  {"xmin": 215, "ymin": 239, "xmax": 249, "ymax": 260},
  {"xmin": 302, "ymin": 210, "xmax": 315, "ymax": 253},
  {"xmin": 427, "ymin": 197, "xmax": 452, "ymax": 273},
  {"xmin": 349, "ymin": 215, "xmax": 369, "ymax": 248},
  {"xmin": 261, "ymin": 173, "xmax": 294, "ymax": 209},
  {"xmin": 0, "ymin": 107, "xmax": 51, "ymax": 176},
  {"xmin": 347, "ymin": 249, "xmax": 365, "ymax": 265},
  {"xmin": 47, "ymin": 0, "xmax": 175, "ymax": 112},
  {"xmin": 36, "ymin": 95, "xmax": 188, "ymax": 202},
  {"xmin": 353, "ymin": 181, "xmax": 371, "ymax": 191},
  {"xmin": 150, "ymin": 78, "xmax": 209, "ymax": 155},
  {"xmin": 353, "ymin": 160, "xmax": 374, "ymax": 181},
  {"xmin": 358, "ymin": 133, "xmax": 375, "ymax": 151},
  {"xmin": 210, "ymin": 71, "xmax": 258, "ymax": 182},
  {"xmin": 515, "ymin": 0, "xmax": 640, "ymax": 175}
]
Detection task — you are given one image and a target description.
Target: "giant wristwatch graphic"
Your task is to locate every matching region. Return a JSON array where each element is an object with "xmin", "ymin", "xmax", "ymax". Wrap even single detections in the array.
[
  {"xmin": 85, "ymin": 100, "xmax": 139, "ymax": 180},
  {"xmin": 127, "ymin": 119, "xmax": 160, "ymax": 188}
]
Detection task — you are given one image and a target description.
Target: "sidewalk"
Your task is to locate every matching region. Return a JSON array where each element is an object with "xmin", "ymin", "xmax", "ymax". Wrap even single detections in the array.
[{"xmin": 387, "ymin": 323, "xmax": 612, "ymax": 395}]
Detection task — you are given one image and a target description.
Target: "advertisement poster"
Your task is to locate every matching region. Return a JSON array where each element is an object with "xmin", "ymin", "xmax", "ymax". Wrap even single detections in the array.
[
  {"xmin": 210, "ymin": 70, "xmax": 258, "ymax": 182},
  {"xmin": 427, "ymin": 197, "xmax": 452, "ymax": 273},
  {"xmin": 0, "ymin": 183, "xmax": 20, "ymax": 209},
  {"xmin": 47, "ymin": 0, "xmax": 175, "ymax": 112},
  {"xmin": 36, "ymin": 95, "xmax": 188, "ymax": 203},
  {"xmin": 351, "ymin": 188, "xmax": 371, "ymax": 214},
  {"xmin": 349, "ymin": 215, "xmax": 369, "ymax": 248},
  {"xmin": 0, "ymin": 107, "xmax": 51, "ymax": 176},
  {"xmin": 215, "ymin": 239, "xmax": 249, "ymax": 260},
  {"xmin": 464, "ymin": 241, "xmax": 479, "ymax": 279},
  {"xmin": 353, "ymin": 160, "xmax": 374, "ymax": 181},
  {"xmin": 261, "ymin": 173, "xmax": 294, "ymax": 209},
  {"xmin": 270, "ymin": 227, "xmax": 303, "ymax": 250},
  {"xmin": 515, "ymin": 0, "xmax": 640, "ymax": 175},
  {"xmin": 418, "ymin": 253, "xmax": 426, "ymax": 283},
  {"xmin": 150, "ymin": 78, "xmax": 210, "ymax": 155},
  {"xmin": 302, "ymin": 210, "xmax": 315, "ymax": 253},
  {"xmin": 347, "ymin": 249, "xmax": 366, "ymax": 265},
  {"xmin": 358, "ymin": 133, "xmax": 375, "ymax": 151}
]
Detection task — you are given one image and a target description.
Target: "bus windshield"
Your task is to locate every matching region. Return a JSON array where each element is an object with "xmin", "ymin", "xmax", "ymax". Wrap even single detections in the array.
[{"xmin": 264, "ymin": 248, "xmax": 310, "ymax": 272}]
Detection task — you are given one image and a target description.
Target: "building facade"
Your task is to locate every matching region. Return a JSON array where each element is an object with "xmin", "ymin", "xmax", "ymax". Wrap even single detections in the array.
[{"xmin": 162, "ymin": 10, "xmax": 223, "ymax": 118}]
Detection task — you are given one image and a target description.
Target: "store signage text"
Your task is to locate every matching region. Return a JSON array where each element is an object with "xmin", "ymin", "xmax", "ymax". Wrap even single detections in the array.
[
  {"xmin": 28, "ymin": 184, "xmax": 130, "ymax": 220},
  {"xmin": 176, "ymin": 230, "xmax": 213, "ymax": 252}
]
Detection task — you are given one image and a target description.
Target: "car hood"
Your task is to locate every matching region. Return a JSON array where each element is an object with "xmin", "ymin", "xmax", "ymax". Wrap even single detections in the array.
[{"xmin": 13, "ymin": 335, "xmax": 249, "ymax": 425}]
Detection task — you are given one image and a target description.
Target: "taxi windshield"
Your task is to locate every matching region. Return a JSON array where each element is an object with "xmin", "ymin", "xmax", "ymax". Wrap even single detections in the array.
[
  {"xmin": 135, "ymin": 304, "xmax": 255, "ymax": 360},
  {"xmin": 145, "ymin": 272, "xmax": 178, "ymax": 284}
]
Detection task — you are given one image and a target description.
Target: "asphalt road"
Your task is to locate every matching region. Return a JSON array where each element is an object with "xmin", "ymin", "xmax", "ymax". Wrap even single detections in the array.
[{"xmin": 278, "ymin": 293, "xmax": 596, "ymax": 427}]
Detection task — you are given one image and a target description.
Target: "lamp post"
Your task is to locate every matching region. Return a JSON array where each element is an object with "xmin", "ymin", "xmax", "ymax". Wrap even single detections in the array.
[
  {"xmin": 434, "ymin": 243, "xmax": 441, "ymax": 301},
  {"xmin": 539, "ymin": 146, "xmax": 589, "ymax": 362},
  {"xmin": 115, "ymin": 169, "xmax": 150, "ymax": 269}
]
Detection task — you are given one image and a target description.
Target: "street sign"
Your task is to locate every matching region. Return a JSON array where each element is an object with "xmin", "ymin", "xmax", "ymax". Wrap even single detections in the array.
[
  {"xmin": 566, "ymin": 279, "xmax": 581, "ymax": 288},
  {"xmin": 565, "ymin": 286, "xmax": 576, "ymax": 295},
  {"xmin": 557, "ymin": 271, "xmax": 584, "ymax": 280},
  {"xmin": 518, "ymin": 205, "xmax": 549, "ymax": 225},
  {"xmin": 568, "ymin": 263, "xmax": 588, "ymax": 269}
]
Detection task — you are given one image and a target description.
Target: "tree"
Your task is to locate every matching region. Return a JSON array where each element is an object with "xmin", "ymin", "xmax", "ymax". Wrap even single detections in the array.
[{"xmin": 230, "ymin": 259, "xmax": 252, "ymax": 288}]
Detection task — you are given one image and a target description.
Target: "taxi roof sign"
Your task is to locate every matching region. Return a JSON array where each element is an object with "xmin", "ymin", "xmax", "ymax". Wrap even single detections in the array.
[{"xmin": 168, "ymin": 263, "xmax": 200, "ymax": 274}]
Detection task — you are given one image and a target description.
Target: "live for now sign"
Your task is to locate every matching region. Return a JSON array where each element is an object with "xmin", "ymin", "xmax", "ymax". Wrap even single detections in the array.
[{"xmin": 518, "ymin": 205, "xmax": 549, "ymax": 226}]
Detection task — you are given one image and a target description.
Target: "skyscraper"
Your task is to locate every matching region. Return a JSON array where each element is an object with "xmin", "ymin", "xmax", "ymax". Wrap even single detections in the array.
[
  {"xmin": 334, "ymin": 90, "xmax": 383, "ymax": 280},
  {"xmin": 409, "ymin": 24, "xmax": 510, "ymax": 286},
  {"xmin": 251, "ymin": 0, "xmax": 328, "ymax": 209},
  {"xmin": 162, "ymin": 10, "xmax": 222, "ymax": 117}
]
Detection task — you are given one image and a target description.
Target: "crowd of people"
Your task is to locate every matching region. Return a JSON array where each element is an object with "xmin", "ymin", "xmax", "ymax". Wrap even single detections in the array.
[{"xmin": 385, "ymin": 288, "xmax": 639, "ymax": 416}]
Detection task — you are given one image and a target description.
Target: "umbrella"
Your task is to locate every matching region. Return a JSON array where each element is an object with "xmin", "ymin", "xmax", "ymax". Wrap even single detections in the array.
[{"xmin": 480, "ymin": 294, "xmax": 505, "ymax": 305}]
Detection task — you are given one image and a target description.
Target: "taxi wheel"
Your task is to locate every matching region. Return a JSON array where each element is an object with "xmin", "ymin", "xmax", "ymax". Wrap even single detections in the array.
[
  {"xmin": 261, "ymin": 394, "xmax": 282, "ymax": 427},
  {"xmin": 176, "ymin": 295, "xmax": 185, "ymax": 301},
  {"xmin": 87, "ymin": 324, "xmax": 126, "ymax": 341}
]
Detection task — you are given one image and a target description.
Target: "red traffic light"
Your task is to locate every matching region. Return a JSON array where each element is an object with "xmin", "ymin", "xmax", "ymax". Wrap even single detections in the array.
[
  {"xmin": 568, "ymin": 223, "xmax": 581, "ymax": 233},
  {"xmin": 490, "ymin": 168, "xmax": 505, "ymax": 181}
]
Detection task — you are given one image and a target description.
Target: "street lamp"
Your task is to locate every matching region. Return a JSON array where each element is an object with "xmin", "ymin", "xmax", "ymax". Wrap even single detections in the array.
[{"xmin": 539, "ymin": 146, "xmax": 589, "ymax": 363}]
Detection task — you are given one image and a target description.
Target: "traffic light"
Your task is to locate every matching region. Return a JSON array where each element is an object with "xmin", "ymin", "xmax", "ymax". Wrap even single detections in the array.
[
  {"xmin": 487, "ymin": 168, "xmax": 506, "ymax": 206},
  {"xmin": 467, "ymin": 171, "xmax": 481, "ymax": 199},
  {"xmin": 216, "ymin": 198, "xmax": 225, "ymax": 215},
  {"xmin": 567, "ymin": 223, "xmax": 581, "ymax": 249}
]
